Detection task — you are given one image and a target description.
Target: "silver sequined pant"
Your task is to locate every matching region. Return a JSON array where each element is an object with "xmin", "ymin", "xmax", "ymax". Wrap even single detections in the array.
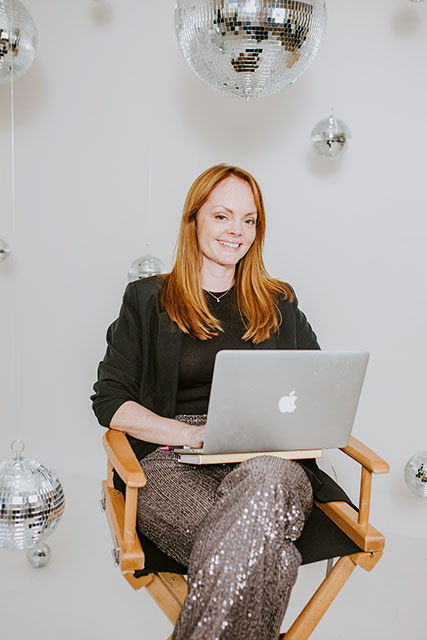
[{"xmin": 136, "ymin": 415, "xmax": 313, "ymax": 640}]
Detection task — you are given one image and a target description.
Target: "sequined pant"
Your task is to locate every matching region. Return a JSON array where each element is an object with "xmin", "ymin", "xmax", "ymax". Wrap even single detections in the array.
[{"xmin": 136, "ymin": 423, "xmax": 313, "ymax": 640}]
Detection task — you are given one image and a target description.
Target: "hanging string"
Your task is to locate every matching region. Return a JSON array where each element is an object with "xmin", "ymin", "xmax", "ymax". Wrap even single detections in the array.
[
  {"xmin": 10, "ymin": 30, "xmax": 16, "ymax": 243},
  {"xmin": 193, "ymin": 146, "xmax": 198, "ymax": 182},
  {"xmin": 9, "ymin": 13, "xmax": 20, "ymax": 436},
  {"xmin": 146, "ymin": 140, "xmax": 153, "ymax": 256}
]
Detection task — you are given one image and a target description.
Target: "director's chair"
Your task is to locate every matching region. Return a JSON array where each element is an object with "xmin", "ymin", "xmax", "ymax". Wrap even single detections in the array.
[{"xmin": 100, "ymin": 430, "xmax": 389, "ymax": 639}]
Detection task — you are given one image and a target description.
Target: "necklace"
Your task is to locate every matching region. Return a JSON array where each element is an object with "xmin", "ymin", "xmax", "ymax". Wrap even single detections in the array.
[{"xmin": 205, "ymin": 288, "xmax": 231, "ymax": 303}]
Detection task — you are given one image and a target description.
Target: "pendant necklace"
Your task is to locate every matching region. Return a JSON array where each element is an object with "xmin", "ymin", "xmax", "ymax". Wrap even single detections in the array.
[{"xmin": 206, "ymin": 288, "xmax": 231, "ymax": 303}]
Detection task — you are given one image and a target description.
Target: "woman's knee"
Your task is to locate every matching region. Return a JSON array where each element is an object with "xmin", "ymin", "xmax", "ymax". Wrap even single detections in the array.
[
  {"xmin": 217, "ymin": 455, "xmax": 312, "ymax": 516},
  {"xmin": 238, "ymin": 455, "xmax": 309, "ymax": 490}
]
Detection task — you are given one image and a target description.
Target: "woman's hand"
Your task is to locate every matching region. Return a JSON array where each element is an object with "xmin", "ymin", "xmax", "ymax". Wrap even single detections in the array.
[{"xmin": 183, "ymin": 424, "xmax": 206, "ymax": 449}]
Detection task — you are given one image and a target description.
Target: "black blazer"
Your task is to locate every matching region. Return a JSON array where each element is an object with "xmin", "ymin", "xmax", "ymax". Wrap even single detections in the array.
[{"xmin": 92, "ymin": 277, "xmax": 351, "ymax": 504}]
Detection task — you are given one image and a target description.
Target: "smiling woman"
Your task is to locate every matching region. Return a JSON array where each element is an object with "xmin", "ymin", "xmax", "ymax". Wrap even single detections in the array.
[
  {"xmin": 161, "ymin": 164, "xmax": 294, "ymax": 343},
  {"xmin": 92, "ymin": 163, "xmax": 337, "ymax": 640}
]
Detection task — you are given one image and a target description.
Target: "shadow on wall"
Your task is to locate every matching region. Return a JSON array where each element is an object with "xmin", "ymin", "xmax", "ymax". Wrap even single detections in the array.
[
  {"xmin": 305, "ymin": 147, "xmax": 347, "ymax": 179},
  {"xmin": 0, "ymin": 59, "xmax": 48, "ymax": 127},
  {"xmin": 173, "ymin": 65, "xmax": 314, "ymax": 154},
  {"xmin": 89, "ymin": 1, "xmax": 114, "ymax": 27},
  {"xmin": 391, "ymin": 6, "xmax": 423, "ymax": 37}
]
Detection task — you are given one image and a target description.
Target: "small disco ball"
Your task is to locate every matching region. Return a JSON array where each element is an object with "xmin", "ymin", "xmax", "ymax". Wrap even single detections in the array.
[
  {"xmin": 128, "ymin": 254, "xmax": 164, "ymax": 282},
  {"xmin": 0, "ymin": 238, "xmax": 10, "ymax": 262},
  {"xmin": 0, "ymin": 0, "xmax": 38, "ymax": 84},
  {"xmin": 0, "ymin": 441, "xmax": 65, "ymax": 550},
  {"xmin": 311, "ymin": 114, "xmax": 351, "ymax": 158},
  {"xmin": 404, "ymin": 452, "xmax": 427, "ymax": 498},
  {"xmin": 175, "ymin": 0, "xmax": 327, "ymax": 100},
  {"xmin": 27, "ymin": 541, "xmax": 51, "ymax": 568}
]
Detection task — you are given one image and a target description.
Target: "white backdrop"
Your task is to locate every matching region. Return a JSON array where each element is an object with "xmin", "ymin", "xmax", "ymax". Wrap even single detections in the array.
[{"xmin": 0, "ymin": 1, "xmax": 426, "ymax": 637}]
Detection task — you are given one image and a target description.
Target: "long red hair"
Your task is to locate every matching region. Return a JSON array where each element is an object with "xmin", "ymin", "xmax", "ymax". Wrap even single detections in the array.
[{"xmin": 161, "ymin": 164, "xmax": 293, "ymax": 343}]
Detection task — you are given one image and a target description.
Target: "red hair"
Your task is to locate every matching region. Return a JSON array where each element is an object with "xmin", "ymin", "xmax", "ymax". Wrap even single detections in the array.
[{"xmin": 161, "ymin": 164, "xmax": 293, "ymax": 343}]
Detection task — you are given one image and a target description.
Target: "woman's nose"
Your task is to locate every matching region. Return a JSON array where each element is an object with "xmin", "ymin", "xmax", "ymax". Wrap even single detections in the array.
[{"xmin": 228, "ymin": 219, "xmax": 242, "ymax": 235}]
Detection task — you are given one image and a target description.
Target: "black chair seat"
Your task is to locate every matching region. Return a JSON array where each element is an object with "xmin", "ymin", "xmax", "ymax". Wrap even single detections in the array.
[{"xmin": 133, "ymin": 504, "xmax": 362, "ymax": 578}]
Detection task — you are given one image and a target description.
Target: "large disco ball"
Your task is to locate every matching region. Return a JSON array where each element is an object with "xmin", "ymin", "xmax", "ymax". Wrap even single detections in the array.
[
  {"xmin": 311, "ymin": 114, "xmax": 351, "ymax": 158},
  {"xmin": 175, "ymin": 0, "xmax": 327, "ymax": 100},
  {"xmin": 404, "ymin": 451, "xmax": 427, "ymax": 498},
  {"xmin": 128, "ymin": 253, "xmax": 164, "ymax": 282},
  {"xmin": 0, "ymin": 0, "xmax": 38, "ymax": 84},
  {"xmin": 0, "ymin": 441, "xmax": 65, "ymax": 550}
]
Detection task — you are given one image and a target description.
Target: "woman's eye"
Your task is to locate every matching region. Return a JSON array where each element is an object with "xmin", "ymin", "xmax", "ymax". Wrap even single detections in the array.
[
  {"xmin": 215, "ymin": 214, "xmax": 227, "ymax": 221},
  {"xmin": 246, "ymin": 218, "xmax": 256, "ymax": 225}
]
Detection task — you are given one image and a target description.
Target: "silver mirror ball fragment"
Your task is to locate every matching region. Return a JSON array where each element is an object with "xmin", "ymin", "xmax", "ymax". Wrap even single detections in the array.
[
  {"xmin": 0, "ymin": 0, "xmax": 37, "ymax": 84},
  {"xmin": 311, "ymin": 114, "xmax": 351, "ymax": 158},
  {"xmin": 128, "ymin": 254, "xmax": 164, "ymax": 282},
  {"xmin": 404, "ymin": 452, "xmax": 427, "ymax": 498},
  {"xmin": 175, "ymin": 0, "xmax": 327, "ymax": 99},
  {"xmin": 0, "ymin": 441, "xmax": 65, "ymax": 550},
  {"xmin": 0, "ymin": 238, "xmax": 11, "ymax": 262}
]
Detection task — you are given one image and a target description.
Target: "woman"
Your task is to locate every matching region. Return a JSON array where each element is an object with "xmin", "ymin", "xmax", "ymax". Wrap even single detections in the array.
[{"xmin": 92, "ymin": 164, "xmax": 349, "ymax": 639}]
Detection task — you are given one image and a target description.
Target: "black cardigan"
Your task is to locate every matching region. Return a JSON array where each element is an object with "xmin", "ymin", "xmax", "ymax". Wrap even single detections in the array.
[{"xmin": 91, "ymin": 276, "xmax": 351, "ymax": 504}]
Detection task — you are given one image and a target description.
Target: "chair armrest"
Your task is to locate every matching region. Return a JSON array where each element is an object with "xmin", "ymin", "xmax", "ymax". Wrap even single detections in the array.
[
  {"xmin": 338, "ymin": 436, "xmax": 390, "ymax": 531},
  {"xmin": 340, "ymin": 436, "xmax": 390, "ymax": 474},
  {"xmin": 315, "ymin": 501, "xmax": 385, "ymax": 552},
  {"xmin": 103, "ymin": 429, "xmax": 147, "ymax": 488}
]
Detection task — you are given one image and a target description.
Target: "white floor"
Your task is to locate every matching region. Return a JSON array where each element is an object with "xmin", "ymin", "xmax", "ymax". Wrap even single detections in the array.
[{"xmin": 0, "ymin": 469, "xmax": 424, "ymax": 640}]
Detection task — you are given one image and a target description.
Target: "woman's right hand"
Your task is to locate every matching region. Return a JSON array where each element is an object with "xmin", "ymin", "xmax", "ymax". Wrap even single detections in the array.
[{"xmin": 184, "ymin": 424, "xmax": 206, "ymax": 449}]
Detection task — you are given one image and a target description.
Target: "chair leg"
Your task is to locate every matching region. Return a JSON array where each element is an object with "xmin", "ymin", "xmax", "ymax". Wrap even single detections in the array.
[
  {"xmin": 123, "ymin": 572, "xmax": 154, "ymax": 590},
  {"xmin": 282, "ymin": 555, "xmax": 358, "ymax": 639},
  {"xmin": 145, "ymin": 573, "xmax": 188, "ymax": 626}
]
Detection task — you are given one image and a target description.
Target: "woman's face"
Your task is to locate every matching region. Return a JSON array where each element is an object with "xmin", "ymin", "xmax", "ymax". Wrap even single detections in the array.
[{"xmin": 196, "ymin": 176, "xmax": 258, "ymax": 273}]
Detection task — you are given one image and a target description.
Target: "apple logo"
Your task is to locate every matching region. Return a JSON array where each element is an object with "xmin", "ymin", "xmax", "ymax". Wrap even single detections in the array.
[{"xmin": 278, "ymin": 390, "xmax": 297, "ymax": 414}]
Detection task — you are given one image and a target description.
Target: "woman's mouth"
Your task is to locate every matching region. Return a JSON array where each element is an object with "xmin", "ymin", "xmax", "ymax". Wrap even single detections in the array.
[{"xmin": 217, "ymin": 240, "xmax": 242, "ymax": 250}]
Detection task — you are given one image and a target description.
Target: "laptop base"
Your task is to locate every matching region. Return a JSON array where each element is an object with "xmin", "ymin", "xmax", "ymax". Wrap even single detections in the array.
[{"xmin": 176, "ymin": 449, "xmax": 322, "ymax": 465}]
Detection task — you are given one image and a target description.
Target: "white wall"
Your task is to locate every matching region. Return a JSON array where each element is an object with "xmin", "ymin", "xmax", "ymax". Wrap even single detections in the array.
[{"xmin": 1, "ymin": 0, "xmax": 426, "ymax": 637}]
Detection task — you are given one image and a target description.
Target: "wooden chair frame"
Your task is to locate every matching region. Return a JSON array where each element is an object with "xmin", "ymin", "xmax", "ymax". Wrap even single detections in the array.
[{"xmin": 101, "ymin": 430, "xmax": 389, "ymax": 640}]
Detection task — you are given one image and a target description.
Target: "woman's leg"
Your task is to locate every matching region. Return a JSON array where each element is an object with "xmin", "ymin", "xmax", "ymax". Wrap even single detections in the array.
[
  {"xmin": 173, "ymin": 455, "xmax": 313, "ymax": 640},
  {"xmin": 136, "ymin": 449, "xmax": 234, "ymax": 566}
]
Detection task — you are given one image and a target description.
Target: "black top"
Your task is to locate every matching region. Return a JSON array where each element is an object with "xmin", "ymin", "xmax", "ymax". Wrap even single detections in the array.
[
  {"xmin": 176, "ymin": 288, "xmax": 253, "ymax": 414},
  {"xmin": 92, "ymin": 276, "xmax": 353, "ymax": 504}
]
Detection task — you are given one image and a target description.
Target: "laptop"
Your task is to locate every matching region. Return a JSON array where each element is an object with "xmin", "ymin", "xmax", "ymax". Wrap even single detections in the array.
[{"xmin": 173, "ymin": 350, "xmax": 369, "ymax": 462}]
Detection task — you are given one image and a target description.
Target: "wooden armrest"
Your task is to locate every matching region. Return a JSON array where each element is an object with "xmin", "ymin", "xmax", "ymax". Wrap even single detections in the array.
[
  {"xmin": 338, "ymin": 436, "xmax": 389, "ymax": 530},
  {"xmin": 103, "ymin": 429, "xmax": 147, "ymax": 488},
  {"xmin": 315, "ymin": 500, "xmax": 385, "ymax": 552},
  {"xmin": 340, "ymin": 436, "xmax": 390, "ymax": 474}
]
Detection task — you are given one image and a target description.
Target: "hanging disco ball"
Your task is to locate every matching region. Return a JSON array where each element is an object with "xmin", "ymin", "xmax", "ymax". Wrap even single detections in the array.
[
  {"xmin": 0, "ymin": 441, "xmax": 65, "ymax": 550},
  {"xmin": 27, "ymin": 541, "xmax": 51, "ymax": 568},
  {"xmin": 0, "ymin": 0, "xmax": 37, "ymax": 84},
  {"xmin": 0, "ymin": 238, "xmax": 10, "ymax": 262},
  {"xmin": 404, "ymin": 451, "xmax": 427, "ymax": 498},
  {"xmin": 128, "ymin": 254, "xmax": 164, "ymax": 282},
  {"xmin": 175, "ymin": 0, "xmax": 327, "ymax": 100},
  {"xmin": 311, "ymin": 114, "xmax": 351, "ymax": 158}
]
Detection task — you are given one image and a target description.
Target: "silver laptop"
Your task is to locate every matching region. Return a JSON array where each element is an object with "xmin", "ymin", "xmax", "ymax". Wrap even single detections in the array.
[{"xmin": 174, "ymin": 350, "xmax": 369, "ymax": 456}]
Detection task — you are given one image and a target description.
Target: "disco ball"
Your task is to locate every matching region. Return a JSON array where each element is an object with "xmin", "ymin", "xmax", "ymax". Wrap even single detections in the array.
[
  {"xmin": 0, "ymin": 0, "xmax": 37, "ymax": 84},
  {"xmin": 404, "ymin": 451, "xmax": 427, "ymax": 498},
  {"xmin": 128, "ymin": 254, "xmax": 164, "ymax": 282},
  {"xmin": 27, "ymin": 541, "xmax": 51, "ymax": 568},
  {"xmin": 311, "ymin": 114, "xmax": 351, "ymax": 158},
  {"xmin": 175, "ymin": 0, "xmax": 327, "ymax": 100},
  {"xmin": 0, "ymin": 238, "xmax": 10, "ymax": 262},
  {"xmin": 0, "ymin": 441, "xmax": 65, "ymax": 550}
]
